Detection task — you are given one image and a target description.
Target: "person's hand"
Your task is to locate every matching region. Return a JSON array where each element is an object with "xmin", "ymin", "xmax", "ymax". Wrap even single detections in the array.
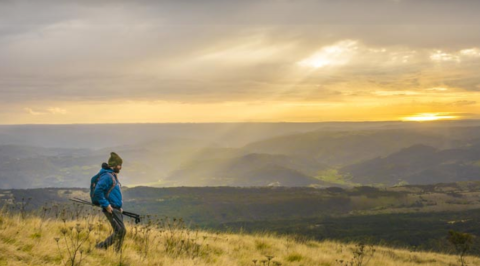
[
  {"xmin": 106, "ymin": 205, "xmax": 113, "ymax": 214},
  {"xmin": 120, "ymin": 208, "xmax": 123, "ymax": 213}
]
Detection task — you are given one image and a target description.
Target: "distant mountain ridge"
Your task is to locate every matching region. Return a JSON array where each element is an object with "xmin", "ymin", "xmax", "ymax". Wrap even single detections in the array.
[
  {"xmin": 164, "ymin": 152, "xmax": 329, "ymax": 187},
  {"xmin": 243, "ymin": 129, "xmax": 466, "ymax": 166},
  {"xmin": 342, "ymin": 144, "xmax": 480, "ymax": 185},
  {"xmin": 2, "ymin": 122, "xmax": 480, "ymax": 188}
]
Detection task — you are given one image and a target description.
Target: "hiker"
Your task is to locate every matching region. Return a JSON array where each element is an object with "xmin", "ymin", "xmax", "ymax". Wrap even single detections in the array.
[{"xmin": 92, "ymin": 152, "xmax": 126, "ymax": 252}]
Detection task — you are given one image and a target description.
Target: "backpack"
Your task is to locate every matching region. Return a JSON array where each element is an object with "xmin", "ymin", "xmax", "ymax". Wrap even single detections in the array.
[{"xmin": 90, "ymin": 163, "xmax": 117, "ymax": 205}]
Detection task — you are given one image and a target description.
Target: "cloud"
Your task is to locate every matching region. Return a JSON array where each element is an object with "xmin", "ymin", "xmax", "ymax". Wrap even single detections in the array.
[
  {"xmin": 25, "ymin": 108, "xmax": 46, "ymax": 116},
  {"xmin": 450, "ymin": 100, "xmax": 477, "ymax": 107},
  {"xmin": 2, "ymin": 39, "xmax": 480, "ymax": 104},
  {"xmin": 1, "ymin": 1, "xmax": 480, "ymax": 122},
  {"xmin": 426, "ymin": 87, "xmax": 449, "ymax": 92},
  {"xmin": 430, "ymin": 51, "xmax": 460, "ymax": 62},
  {"xmin": 460, "ymin": 48, "xmax": 480, "ymax": 57},
  {"xmin": 298, "ymin": 40, "xmax": 359, "ymax": 68},
  {"xmin": 25, "ymin": 107, "xmax": 67, "ymax": 115},
  {"xmin": 429, "ymin": 48, "xmax": 480, "ymax": 63},
  {"xmin": 47, "ymin": 107, "xmax": 67, "ymax": 114}
]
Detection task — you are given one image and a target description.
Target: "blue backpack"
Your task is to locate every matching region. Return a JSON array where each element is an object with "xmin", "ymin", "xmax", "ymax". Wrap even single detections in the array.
[{"xmin": 89, "ymin": 163, "xmax": 116, "ymax": 205}]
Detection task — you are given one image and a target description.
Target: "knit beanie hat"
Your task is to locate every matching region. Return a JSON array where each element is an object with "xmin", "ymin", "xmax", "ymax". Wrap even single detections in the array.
[{"xmin": 108, "ymin": 152, "xmax": 123, "ymax": 167}]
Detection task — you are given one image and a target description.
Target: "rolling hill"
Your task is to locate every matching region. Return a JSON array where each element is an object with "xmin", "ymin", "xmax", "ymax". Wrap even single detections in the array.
[
  {"xmin": 3, "ymin": 123, "xmax": 480, "ymax": 188},
  {"xmin": 243, "ymin": 129, "xmax": 466, "ymax": 166},
  {"xmin": 342, "ymin": 144, "xmax": 480, "ymax": 185},
  {"xmin": 164, "ymin": 153, "xmax": 329, "ymax": 187}
]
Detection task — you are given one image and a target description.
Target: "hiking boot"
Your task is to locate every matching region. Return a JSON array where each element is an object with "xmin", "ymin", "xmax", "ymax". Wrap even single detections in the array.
[{"xmin": 95, "ymin": 241, "xmax": 107, "ymax": 250}]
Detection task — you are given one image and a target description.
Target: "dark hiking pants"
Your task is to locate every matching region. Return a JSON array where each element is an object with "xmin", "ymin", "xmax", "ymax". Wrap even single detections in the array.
[{"xmin": 96, "ymin": 208, "xmax": 126, "ymax": 252}]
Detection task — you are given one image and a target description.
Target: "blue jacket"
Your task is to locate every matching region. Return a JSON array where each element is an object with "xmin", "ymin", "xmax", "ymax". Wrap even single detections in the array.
[{"xmin": 91, "ymin": 166, "xmax": 123, "ymax": 209}]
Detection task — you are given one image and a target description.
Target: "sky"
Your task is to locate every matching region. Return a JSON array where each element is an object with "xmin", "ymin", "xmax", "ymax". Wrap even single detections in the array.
[{"xmin": 1, "ymin": 0, "xmax": 480, "ymax": 124}]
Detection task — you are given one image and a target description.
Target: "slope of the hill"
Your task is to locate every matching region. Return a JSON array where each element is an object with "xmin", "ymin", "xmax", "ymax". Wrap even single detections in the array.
[
  {"xmin": 164, "ymin": 153, "xmax": 329, "ymax": 187},
  {"xmin": 6, "ymin": 182, "xmax": 480, "ymax": 226},
  {"xmin": 0, "ymin": 212, "xmax": 478, "ymax": 266},
  {"xmin": 0, "ymin": 143, "xmax": 328, "ymax": 188},
  {"xmin": 342, "ymin": 143, "xmax": 480, "ymax": 185},
  {"xmin": 242, "ymin": 129, "xmax": 465, "ymax": 166}
]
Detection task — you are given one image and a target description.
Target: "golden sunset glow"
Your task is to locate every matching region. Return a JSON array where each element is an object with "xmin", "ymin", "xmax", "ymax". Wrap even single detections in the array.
[
  {"xmin": 1, "ymin": 1, "xmax": 480, "ymax": 124},
  {"xmin": 401, "ymin": 113, "xmax": 460, "ymax": 122}
]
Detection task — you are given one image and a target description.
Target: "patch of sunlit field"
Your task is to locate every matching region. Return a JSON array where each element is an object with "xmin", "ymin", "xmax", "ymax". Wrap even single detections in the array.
[
  {"xmin": 350, "ymin": 191, "xmax": 480, "ymax": 216},
  {"xmin": 349, "ymin": 182, "xmax": 480, "ymax": 216},
  {"xmin": 0, "ymin": 210, "xmax": 478, "ymax": 266}
]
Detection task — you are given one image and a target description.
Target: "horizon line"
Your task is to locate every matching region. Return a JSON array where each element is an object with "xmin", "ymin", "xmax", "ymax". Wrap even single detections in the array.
[{"xmin": 1, "ymin": 119, "xmax": 480, "ymax": 126}]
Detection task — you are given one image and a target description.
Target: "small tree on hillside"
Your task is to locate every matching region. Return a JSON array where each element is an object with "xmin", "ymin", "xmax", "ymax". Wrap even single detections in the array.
[
  {"xmin": 336, "ymin": 242, "xmax": 375, "ymax": 266},
  {"xmin": 447, "ymin": 230, "xmax": 474, "ymax": 266}
]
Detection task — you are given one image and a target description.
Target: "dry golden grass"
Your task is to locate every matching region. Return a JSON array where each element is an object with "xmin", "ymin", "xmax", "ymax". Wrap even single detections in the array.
[{"xmin": 0, "ymin": 211, "xmax": 478, "ymax": 266}]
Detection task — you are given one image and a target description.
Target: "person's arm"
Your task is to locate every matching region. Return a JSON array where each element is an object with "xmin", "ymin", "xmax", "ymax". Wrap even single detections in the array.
[{"xmin": 93, "ymin": 175, "xmax": 112, "ymax": 209}]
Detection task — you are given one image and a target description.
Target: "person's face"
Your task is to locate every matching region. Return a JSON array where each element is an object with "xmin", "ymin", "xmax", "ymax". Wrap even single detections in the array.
[{"xmin": 113, "ymin": 165, "xmax": 122, "ymax": 174}]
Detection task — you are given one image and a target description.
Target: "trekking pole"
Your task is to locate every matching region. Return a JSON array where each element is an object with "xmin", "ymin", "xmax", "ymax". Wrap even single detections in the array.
[
  {"xmin": 69, "ymin": 198, "xmax": 142, "ymax": 224},
  {"xmin": 70, "ymin": 198, "xmax": 141, "ymax": 224},
  {"xmin": 71, "ymin": 197, "xmax": 141, "ymax": 218}
]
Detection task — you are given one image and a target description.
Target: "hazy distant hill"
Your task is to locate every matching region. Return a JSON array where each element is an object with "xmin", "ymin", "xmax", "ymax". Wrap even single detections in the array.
[
  {"xmin": 164, "ymin": 153, "xmax": 329, "ymax": 187},
  {"xmin": 3, "ymin": 122, "xmax": 480, "ymax": 188},
  {"xmin": 243, "ymin": 129, "xmax": 464, "ymax": 166},
  {"xmin": 0, "ymin": 123, "xmax": 379, "ymax": 149},
  {"xmin": 3, "ymin": 121, "xmax": 479, "ymax": 149},
  {"xmin": 0, "ymin": 146, "xmax": 105, "ymax": 189},
  {"xmin": 0, "ymin": 138, "xmax": 221, "ymax": 188},
  {"xmin": 342, "ymin": 143, "xmax": 480, "ymax": 185},
  {"xmin": 0, "ymin": 145, "xmax": 91, "ymax": 159}
]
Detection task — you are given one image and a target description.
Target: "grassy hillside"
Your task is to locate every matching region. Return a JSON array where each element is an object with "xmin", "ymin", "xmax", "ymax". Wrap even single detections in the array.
[
  {"xmin": 7, "ymin": 182, "xmax": 480, "ymax": 224},
  {"xmin": 1, "ymin": 211, "xmax": 478, "ymax": 266}
]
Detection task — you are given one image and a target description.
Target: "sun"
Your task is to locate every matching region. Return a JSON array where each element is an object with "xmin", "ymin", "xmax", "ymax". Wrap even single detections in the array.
[{"xmin": 401, "ymin": 113, "xmax": 459, "ymax": 122}]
